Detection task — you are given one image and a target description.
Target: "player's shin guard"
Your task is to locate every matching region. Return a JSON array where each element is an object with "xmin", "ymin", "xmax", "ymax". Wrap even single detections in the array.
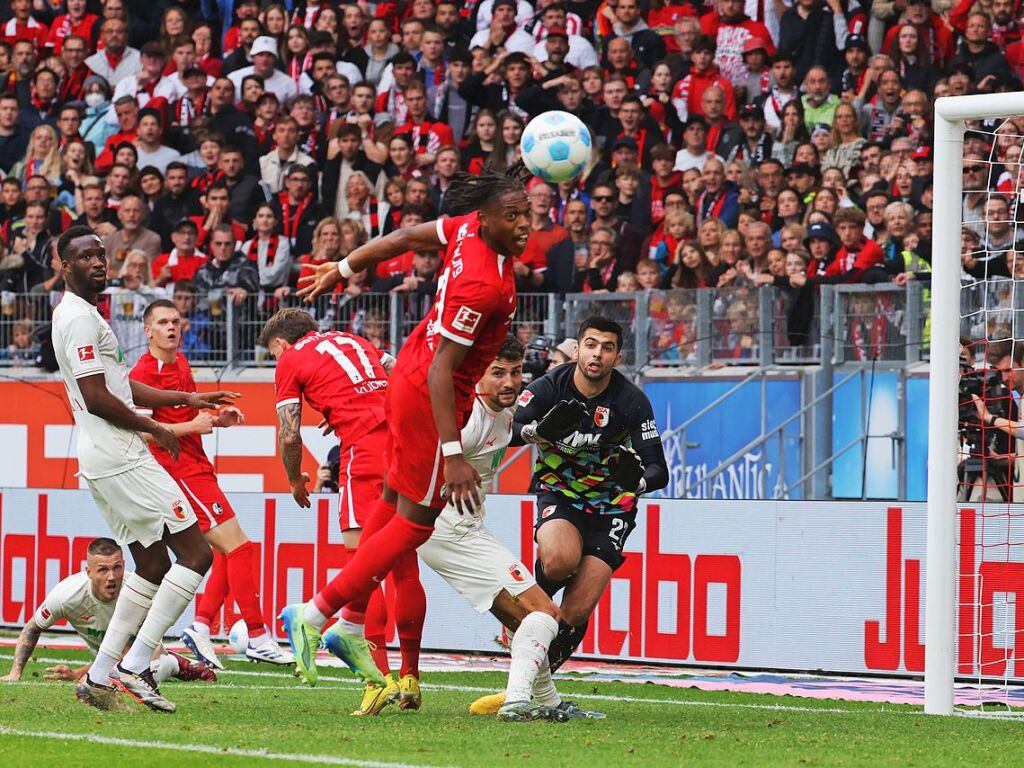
[
  {"xmin": 548, "ymin": 619, "xmax": 589, "ymax": 673},
  {"xmin": 122, "ymin": 565, "xmax": 205, "ymax": 674},
  {"xmin": 88, "ymin": 574, "xmax": 159, "ymax": 685},
  {"xmin": 535, "ymin": 558, "xmax": 570, "ymax": 598},
  {"xmin": 394, "ymin": 551, "xmax": 425, "ymax": 679},
  {"xmin": 504, "ymin": 611, "xmax": 559, "ymax": 703},
  {"xmin": 227, "ymin": 541, "xmax": 266, "ymax": 638},
  {"xmin": 313, "ymin": 515, "xmax": 433, "ymax": 621},
  {"xmin": 194, "ymin": 550, "xmax": 229, "ymax": 630}
]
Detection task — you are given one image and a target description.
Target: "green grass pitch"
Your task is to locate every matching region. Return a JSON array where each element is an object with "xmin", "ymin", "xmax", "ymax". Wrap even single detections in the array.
[{"xmin": 2, "ymin": 646, "xmax": 1024, "ymax": 767}]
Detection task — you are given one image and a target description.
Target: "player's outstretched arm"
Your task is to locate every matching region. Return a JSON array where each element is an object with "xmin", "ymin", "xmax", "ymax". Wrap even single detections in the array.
[
  {"xmin": 296, "ymin": 221, "xmax": 445, "ymax": 301},
  {"xmin": 0, "ymin": 620, "xmax": 44, "ymax": 682},
  {"xmin": 78, "ymin": 374, "xmax": 181, "ymax": 460},
  {"xmin": 429, "ymin": 337, "xmax": 483, "ymax": 515},
  {"xmin": 130, "ymin": 379, "xmax": 240, "ymax": 410},
  {"xmin": 277, "ymin": 401, "xmax": 310, "ymax": 508}
]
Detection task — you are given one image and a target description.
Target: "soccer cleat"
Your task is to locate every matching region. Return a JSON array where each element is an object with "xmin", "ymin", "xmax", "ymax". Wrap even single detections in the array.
[
  {"xmin": 278, "ymin": 603, "xmax": 322, "ymax": 686},
  {"xmin": 469, "ymin": 691, "xmax": 506, "ymax": 715},
  {"xmin": 75, "ymin": 676, "xmax": 131, "ymax": 712},
  {"xmin": 397, "ymin": 674, "xmax": 421, "ymax": 710},
  {"xmin": 111, "ymin": 664, "xmax": 177, "ymax": 713},
  {"xmin": 245, "ymin": 637, "xmax": 295, "ymax": 666},
  {"xmin": 497, "ymin": 700, "xmax": 570, "ymax": 723},
  {"xmin": 557, "ymin": 700, "xmax": 607, "ymax": 719},
  {"xmin": 180, "ymin": 624, "xmax": 224, "ymax": 670},
  {"xmin": 351, "ymin": 674, "xmax": 399, "ymax": 716},
  {"xmin": 168, "ymin": 650, "xmax": 217, "ymax": 682},
  {"xmin": 321, "ymin": 623, "xmax": 387, "ymax": 686}
]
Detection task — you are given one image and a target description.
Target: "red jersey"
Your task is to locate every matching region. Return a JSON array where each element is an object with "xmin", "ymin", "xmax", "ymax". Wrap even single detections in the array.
[
  {"xmin": 152, "ymin": 252, "xmax": 208, "ymax": 283},
  {"xmin": 274, "ymin": 330, "xmax": 388, "ymax": 449},
  {"xmin": 393, "ymin": 212, "xmax": 518, "ymax": 411},
  {"xmin": 44, "ymin": 13, "xmax": 98, "ymax": 55},
  {"xmin": 129, "ymin": 351, "xmax": 213, "ymax": 478}
]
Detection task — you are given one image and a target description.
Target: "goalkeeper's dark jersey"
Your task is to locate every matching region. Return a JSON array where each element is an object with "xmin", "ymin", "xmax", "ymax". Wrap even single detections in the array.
[{"xmin": 512, "ymin": 363, "xmax": 667, "ymax": 515}]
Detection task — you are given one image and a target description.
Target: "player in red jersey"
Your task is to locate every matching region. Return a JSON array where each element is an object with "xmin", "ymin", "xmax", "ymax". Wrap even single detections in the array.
[
  {"xmin": 260, "ymin": 307, "xmax": 427, "ymax": 713},
  {"xmin": 278, "ymin": 164, "xmax": 564, "ymax": 721},
  {"xmin": 130, "ymin": 300, "xmax": 294, "ymax": 669}
]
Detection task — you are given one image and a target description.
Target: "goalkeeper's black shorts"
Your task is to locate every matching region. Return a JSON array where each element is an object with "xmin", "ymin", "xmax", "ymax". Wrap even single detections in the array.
[{"xmin": 534, "ymin": 492, "xmax": 637, "ymax": 571}]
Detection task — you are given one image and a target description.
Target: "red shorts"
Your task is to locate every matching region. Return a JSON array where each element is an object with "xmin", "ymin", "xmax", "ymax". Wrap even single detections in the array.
[
  {"xmin": 337, "ymin": 422, "xmax": 388, "ymax": 531},
  {"xmin": 174, "ymin": 473, "xmax": 236, "ymax": 533},
  {"xmin": 386, "ymin": 369, "xmax": 469, "ymax": 510}
]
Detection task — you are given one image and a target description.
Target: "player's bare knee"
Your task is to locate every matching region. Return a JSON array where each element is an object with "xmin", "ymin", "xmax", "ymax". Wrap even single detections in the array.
[{"xmin": 539, "ymin": 552, "xmax": 578, "ymax": 583}]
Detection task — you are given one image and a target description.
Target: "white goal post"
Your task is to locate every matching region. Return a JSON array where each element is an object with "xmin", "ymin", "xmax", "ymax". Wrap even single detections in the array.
[{"xmin": 926, "ymin": 93, "xmax": 1024, "ymax": 715}]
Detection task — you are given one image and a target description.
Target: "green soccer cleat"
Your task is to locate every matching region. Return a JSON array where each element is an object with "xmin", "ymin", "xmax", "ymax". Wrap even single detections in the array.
[
  {"xmin": 322, "ymin": 623, "xmax": 387, "ymax": 686},
  {"xmin": 278, "ymin": 604, "xmax": 321, "ymax": 686}
]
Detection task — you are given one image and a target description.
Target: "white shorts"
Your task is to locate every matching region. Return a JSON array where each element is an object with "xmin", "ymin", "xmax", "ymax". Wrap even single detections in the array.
[
  {"xmin": 419, "ymin": 522, "xmax": 537, "ymax": 614},
  {"xmin": 86, "ymin": 457, "xmax": 197, "ymax": 548}
]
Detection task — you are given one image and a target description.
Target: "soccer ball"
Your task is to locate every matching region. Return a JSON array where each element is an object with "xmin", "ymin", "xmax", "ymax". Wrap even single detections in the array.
[
  {"xmin": 520, "ymin": 111, "xmax": 592, "ymax": 184},
  {"xmin": 228, "ymin": 619, "xmax": 248, "ymax": 654}
]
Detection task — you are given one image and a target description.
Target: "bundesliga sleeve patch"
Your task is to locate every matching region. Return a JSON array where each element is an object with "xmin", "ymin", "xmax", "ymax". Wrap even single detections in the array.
[
  {"xmin": 452, "ymin": 306, "xmax": 482, "ymax": 335},
  {"xmin": 77, "ymin": 345, "xmax": 96, "ymax": 362},
  {"xmin": 517, "ymin": 390, "xmax": 534, "ymax": 406}
]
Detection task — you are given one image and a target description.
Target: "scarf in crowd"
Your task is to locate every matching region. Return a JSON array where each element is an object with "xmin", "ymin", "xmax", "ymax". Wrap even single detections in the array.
[
  {"xmin": 59, "ymin": 65, "xmax": 87, "ymax": 104},
  {"xmin": 299, "ymin": 126, "xmax": 321, "ymax": 158},
  {"xmin": 190, "ymin": 168, "xmax": 224, "ymax": 194},
  {"xmin": 733, "ymin": 133, "xmax": 771, "ymax": 165},
  {"xmin": 362, "ymin": 196, "xmax": 380, "ymax": 238},
  {"xmin": 176, "ymin": 90, "xmax": 209, "ymax": 127},
  {"xmin": 248, "ymin": 234, "xmax": 280, "ymax": 266},
  {"xmin": 279, "ymin": 190, "xmax": 312, "ymax": 244},
  {"xmin": 288, "ymin": 52, "xmax": 314, "ymax": 86},
  {"xmin": 849, "ymin": 313, "xmax": 886, "ymax": 361}
]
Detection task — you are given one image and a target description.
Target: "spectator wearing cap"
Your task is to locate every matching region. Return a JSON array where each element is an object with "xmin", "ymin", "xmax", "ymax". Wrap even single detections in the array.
[
  {"xmin": 786, "ymin": 162, "xmax": 820, "ymax": 204},
  {"xmin": 672, "ymin": 35, "xmax": 736, "ymax": 124},
  {"xmin": 777, "ymin": 0, "xmax": 848, "ymax": 83},
  {"xmin": 228, "ymin": 36, "xmax": 299, "ymax": 104},
  {"xmin": 839, "ymin": 35, "xmax": 871, "ymax": 100},
  {"xmin": 702, "ymin": 84, "xmax": 743, "ymax": 159},
  {"xmin": 729, "ymin": 103, "xmax": 773, "ymax": 165},
  {"xmin": 93, "ymin": 95, "xmax": 138, "ymax": 174},
  {"xmin": 111, "ymin": 41, "xmax": 167, "ymax": 111},
  {"xmin": 808, "ymin": 208, "xmax": 884, "ymax": 285},
  {"xmin": 530, "ymin": 25, "xmax": 573, "ymax": 77},
  {"xmin": 700, "ymin": 0, "xmax": 776, "ymax": 89},
  {"xmin": 85, "ymin": 17, "xmax": 139, "ymax": 87},
  {"xmin": 738, "ymin": 37, "xmax": 772, "ymax": 105},
  {"xmin": 152, "ymin": 219, "xmax": 208, "ymax": 287},
  {"xmin": 801, "ymin": 66, "xmax": 840, "ymax": 131},
  {"xmin": 156, "ymin": 37, "xmax": 216, "ymax": 105},
  {"xmin": 222, "ymin": 16, "xmax": 263, "ymax": 76},
  {"xmin": 675, "ymin": 114, "xmax": 724, "ymax": 172},
  {"xmin": 533, "ymin": 7, "xmax": 599, "ymax": 70},
  {"xmin": 470, "ymin": 0, "xmax": 536, "ymax": 55},
  {"xmin": 474, "ymin": 0, "xmax": 534, "ymax": 33},
  {"xmin": 696, "ymin": 156, "xmax": 740, "ymax": 229},
  {"xmin": 259, "ymin": 116, "xmax": 315, "ymax": 195},
  {"xmin": 193, "ymin": 223, "xmax": 260, "ymax": 301},
  {"xmin": 134, "ymin": 107, "xmax": 181, "ymax": 173}
]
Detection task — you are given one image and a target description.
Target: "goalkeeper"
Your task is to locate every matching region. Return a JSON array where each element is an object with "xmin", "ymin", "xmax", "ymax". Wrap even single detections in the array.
[{"xmin": 512, "ymin": 316, "xmax": 666, "ymax": 673}]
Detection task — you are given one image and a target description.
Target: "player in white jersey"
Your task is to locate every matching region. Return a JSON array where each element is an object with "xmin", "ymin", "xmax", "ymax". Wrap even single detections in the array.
[
  {"xmin": 51, "ymin": 226, "xmax": 237, "ymax": 713},
  {"xmin": 417, "ymin": 336, "xmax": 602, "ymax": 721},
  {"xmin": 1, "ymin": 538, "xmax": 213, "ymax": 685}
]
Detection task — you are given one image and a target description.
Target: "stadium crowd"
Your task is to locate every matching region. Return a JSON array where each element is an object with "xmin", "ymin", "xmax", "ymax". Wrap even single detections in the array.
[{"xmin": 0, "ymin": 0, "xmax": 1014, "ymax": 366}]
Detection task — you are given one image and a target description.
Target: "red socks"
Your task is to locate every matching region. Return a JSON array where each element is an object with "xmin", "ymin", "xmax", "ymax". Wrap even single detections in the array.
[
  {"xmin": 226, "ymin": 541, "xmax": 266, "ymax": 638},
  {"xmin": 393, "ymin": 550, "xmax": 425, "ymax": 679},
  {"xmin": 338, "ymin": 497, "xmax": 397, "ymax": 622},
  {"xmin": 314, "ymin": 514, "xmax": 433, "ymax": 619},
  {"xmin": 365, "ymin": 582, "xmax": 390, "ymax": 676},
  {"xmin": 195, "ymin": 550, "xmax": 229, "ymax": 627}
]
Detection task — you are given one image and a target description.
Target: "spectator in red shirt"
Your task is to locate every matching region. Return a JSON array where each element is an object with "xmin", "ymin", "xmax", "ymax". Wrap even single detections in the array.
[
  {"xmin": 93, "ymin": 94, "xmax": 138, "ymax": 174},
  {"xmin": 700, "ymin": 0, "xmax": 775, "ymax": 89},
  {"xmin": 44, "ymin": 0, "xmax": 97, "ymax": 56},
  {"xmin": 672, "ymin": 34, "xmax": 737, "ymax": 123},
  {"xmin": 518, "ymin": 179, "xmax": 570, "ymax": 291},
  {"xmin": 802, "ymin": 210, "xmax": 884, "ymax": 285},
  {"xmin": 393, "ymin": 80, "xmax": 454, "ymax": 172},
  {"xmin": 2, "ymin": 0, "xmax": 48, "ymax": 54},
  {"xmin": 152, "ymin": 220, "xmax": 208, "ymax": 288}
]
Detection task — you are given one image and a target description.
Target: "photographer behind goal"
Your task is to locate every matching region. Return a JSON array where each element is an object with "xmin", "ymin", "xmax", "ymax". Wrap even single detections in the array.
[{"xmin": 961, "ymin": 339, "xmax": 1020, "ymax": 502}]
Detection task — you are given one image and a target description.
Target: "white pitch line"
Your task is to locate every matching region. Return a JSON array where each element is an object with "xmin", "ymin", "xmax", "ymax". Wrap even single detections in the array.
[{"xmin": 0, "ymin": 726, "xmax": 458, "ymax": 768}]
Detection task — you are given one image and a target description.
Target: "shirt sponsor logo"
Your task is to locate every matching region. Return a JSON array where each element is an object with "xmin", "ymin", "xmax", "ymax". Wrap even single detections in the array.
[
  {"xmin": 452, "ymin": 306, "xmax": 482, "ymax": 335},
  {"xmin": 640, "ymin": 418, "xmax": 659, "ymax": 441},
  {"xmin": 517, "ymin": 390, "xmax": 534, "ymax": 406},
  {"xmin": 594, "ymin": 406, "xmax": 610, "ymax": 428},
  {"xmin": 77, "ymin": 345, "xmax": 95, "ymax": 362}
]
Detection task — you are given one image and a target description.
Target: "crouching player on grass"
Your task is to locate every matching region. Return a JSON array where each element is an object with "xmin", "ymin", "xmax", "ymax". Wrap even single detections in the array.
[
  {"xmin": 418, "ymin": 335, "xmax": 604, "ymax": 721},
  {"xmin": 470, "ymin": 317, "xmax": 667, "ymax": 714},
  {"xmin": 0, "ymin": 537, "xmax": 214, "ymax": 685}
]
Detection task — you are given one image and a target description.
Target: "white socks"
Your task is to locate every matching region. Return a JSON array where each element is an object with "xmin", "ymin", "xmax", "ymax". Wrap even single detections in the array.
[
  {"xmin": 504, "ymin": 612, "xmax": 559, "ymax": 703},
  {"xmin": 303, "ymin": 601, "xmax": 330, "ymax": 631},
  {"xmin": 531, "ymin": 662, "xmax": 561, "ymax": 707},
  {"xmin": 150, "ymin": 653, "xmax": 179, "ymax": 683},
  {"xmin": 122, "ymin": 564, "xmax": 204, "ymax": 674},
  {"xmin": 88, "ymin": 574, "xmax": 159, "ymax": 686}
]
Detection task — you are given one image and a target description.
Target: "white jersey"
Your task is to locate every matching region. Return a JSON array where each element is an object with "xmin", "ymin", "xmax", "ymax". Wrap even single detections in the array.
[
  {"xmin": 32, "ymin": 571, "xmax": 123, "ymax": 654},
  {"xmin": 52, "ymin": 290, "xmax": 151, "ymax": 479},
  {"xmin": 433, "ymin": 394, "xmax": 514, "ymax": 541}
]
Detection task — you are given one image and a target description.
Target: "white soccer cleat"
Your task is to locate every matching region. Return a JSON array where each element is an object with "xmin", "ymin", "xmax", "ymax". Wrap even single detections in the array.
[
  {"xmin": 180, "ymin": 623, "xmax": 224, "ymax": 670},
  {"xmin": 111, "ymin": 665, "xmax": 177, "ymax": 713},
  {"xmin": 245, "ymin": 635, "xmax": 295, "ymax": 666}
]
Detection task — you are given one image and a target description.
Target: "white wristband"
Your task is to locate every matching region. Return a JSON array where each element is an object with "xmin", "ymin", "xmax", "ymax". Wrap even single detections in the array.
[
  {"xmin": 441, "ymin": 441, "xmax": 463, "ymax": 457},
  {"xmin": 337, "ymin": 258, "xmax": 355, "ymax": 279}
]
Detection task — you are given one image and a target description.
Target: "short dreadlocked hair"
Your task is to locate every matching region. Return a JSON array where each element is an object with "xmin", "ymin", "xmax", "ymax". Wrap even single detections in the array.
[{"xmin": 444, "ymin": 160, "xmax": 531, "ymax": 216}]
